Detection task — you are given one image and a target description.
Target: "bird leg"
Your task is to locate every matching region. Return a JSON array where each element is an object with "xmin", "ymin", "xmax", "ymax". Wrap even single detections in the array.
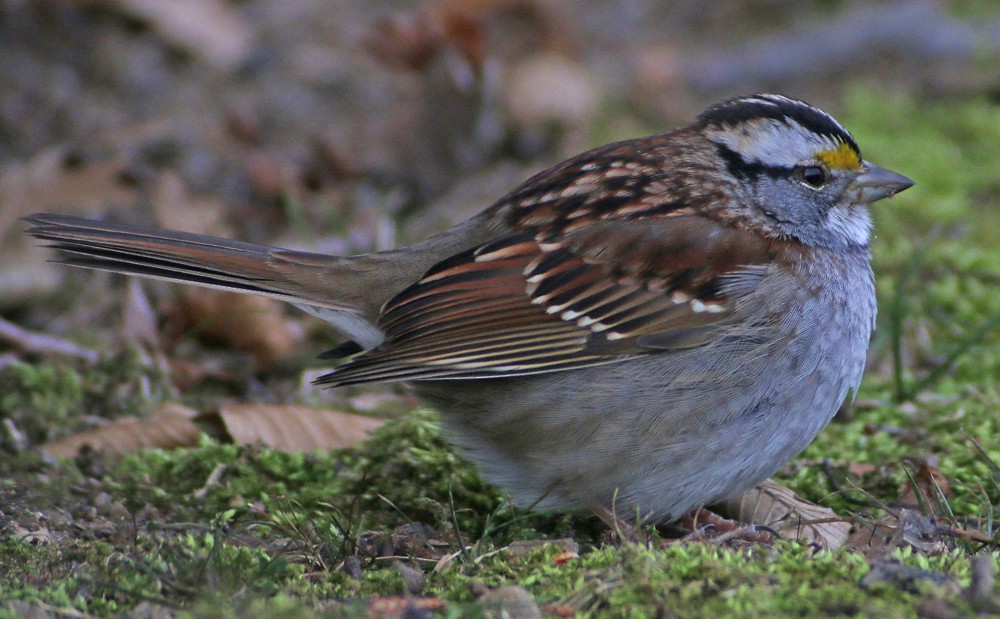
[{"xmin": 675, "ymin": 507, "xmax": 778, "ymax": 545}]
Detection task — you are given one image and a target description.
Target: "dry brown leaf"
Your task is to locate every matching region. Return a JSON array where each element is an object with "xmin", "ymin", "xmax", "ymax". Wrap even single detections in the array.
[
  {"xmin": 434, "ymin": 0, "xmax": 578, "ymax": 53},
  {"xmin": 41, "ymin": 401, "xmax": 381, "ymax": 457},
  {"xmin": 540, "ymin": 603, "xmax": 577, "ymax": 618},
  {"xmin": 42, "ymin": 403, "xmax": 201, "ymax": 458},
  {"xmin": 208, "ymin": 404, "xmax": 384, "ymax": 452},
  {"xmin": 0, "ymin": 148, "xmax": 136, "ymax": 233},
  {"xmin": 715, "ymin": 479, "xmax": 852, "ymax": 549},
  {"xmin": 98, "ymin": 0, "xmax": 255, "ymax": 70},
  {"xmin": 847, "ymin": 521, "xmax": 893, "ymax": 550},
  {"xmin": 503, "ymin": 54, "xmax": 601, "ymax": 129},
  {"xmin": 848, "ymin": 462, "xmax": 877, "ymax": 476},
  {"xmin": 166, "ymin": 358, "xmax": 241, "ymax": 391},
  {"xmin": 151, "ymin": 172, "xmax": 231, "ymax": 236},
  {"xmin": 0, "ymin": 148, "xmax": 138, "ymax": 301},
  {"xmin": 172, "ymin": 289, "xmax": 301, "ymax": 364},
  {"xmin": 365, "ymin": 6, "xmax": 485, "ymax": 71}
]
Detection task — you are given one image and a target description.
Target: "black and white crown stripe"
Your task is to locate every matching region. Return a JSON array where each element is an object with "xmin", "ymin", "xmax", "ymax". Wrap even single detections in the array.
[{"xmin": 698, "ymin": 94, "xmax": 861, "ymax": 170}]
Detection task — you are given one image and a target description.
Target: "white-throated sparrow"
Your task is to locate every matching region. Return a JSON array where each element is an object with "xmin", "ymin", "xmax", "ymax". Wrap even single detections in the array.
[{"xmin": 26, "ymin": 94, "xmax": 912, "ymax": 524}]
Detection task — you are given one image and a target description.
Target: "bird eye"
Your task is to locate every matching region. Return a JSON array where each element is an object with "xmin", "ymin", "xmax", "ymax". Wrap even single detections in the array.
[{"xmin": 798, "ymin": 165, "xmax": 827, "ymax": 188}]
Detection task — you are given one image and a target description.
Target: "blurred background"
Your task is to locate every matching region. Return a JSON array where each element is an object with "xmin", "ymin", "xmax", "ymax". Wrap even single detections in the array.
[{"xmin": 1, "ymin": 0, "xmax": 999, "ymax": 417}]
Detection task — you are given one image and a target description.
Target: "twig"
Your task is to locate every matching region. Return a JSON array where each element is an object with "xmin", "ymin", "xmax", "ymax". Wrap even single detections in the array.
[
  {"xmin": 0, "ymin": 316, "xmax": 99, "ymax": 362},
  {"xmin": 934, "ymin": 525, "xmax": 1000, "ymax": 548},
  {"xmin": 192, "ymin": 462, "xmax": 227, "ymax": 499}
]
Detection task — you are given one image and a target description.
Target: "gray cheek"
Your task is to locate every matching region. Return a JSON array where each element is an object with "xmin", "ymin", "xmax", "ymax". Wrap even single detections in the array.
[
  {"xmin": 751, "ymin": 177, "xmax": 817, "ymax": 226},
  {"xmin": 752, "ymin": 178, "xmax": 861, "ymax": 249}
]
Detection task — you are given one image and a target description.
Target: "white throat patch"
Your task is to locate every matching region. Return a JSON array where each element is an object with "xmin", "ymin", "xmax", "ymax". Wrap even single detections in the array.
[{"xmin": 824, "ymin": 204, "xmax": 873, "ymax": 247}]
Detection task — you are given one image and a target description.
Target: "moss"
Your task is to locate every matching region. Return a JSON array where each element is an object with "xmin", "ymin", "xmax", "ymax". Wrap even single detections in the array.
[
  {"xmin": 0, "ymin": 348, "xmax": 173, "ymax": 455},
  {"xmin": 93, "ymin": 409, "xmax": 504, "ymax": 536},
  {"xmin": 0, "ymin": 361, "xmax": 83, "ymax": 448},
  {"xmin": 4, "ymin": 409, "xmax": 997, "ymax": 618}
]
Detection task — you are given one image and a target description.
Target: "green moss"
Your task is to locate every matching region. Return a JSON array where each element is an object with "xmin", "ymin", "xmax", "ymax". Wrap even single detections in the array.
[
  {"xmin": 0, "ymin": 361, "xmax": 83, "ymax": 447},
  {"xmin": 0, "ymin": 525, "xmax": 306, "ymax": 616},
  {"xmin": 0, "ymin": 348, "xmax": 173, "ymax": 454},
  {"xmin": 95, "ymin": 409, "xmax": 504, "ymax": 536}
]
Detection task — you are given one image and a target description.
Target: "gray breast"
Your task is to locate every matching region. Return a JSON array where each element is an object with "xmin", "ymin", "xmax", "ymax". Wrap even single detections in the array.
[{"xmin": 414, "ymin": 248, "xmax": 875, "ymax": 522}]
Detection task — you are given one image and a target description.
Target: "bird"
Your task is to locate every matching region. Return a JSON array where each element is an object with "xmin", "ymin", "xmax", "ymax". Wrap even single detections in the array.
[{"xmin": 25, "ymin": 94, "xmax": 913, "ymax": 526}]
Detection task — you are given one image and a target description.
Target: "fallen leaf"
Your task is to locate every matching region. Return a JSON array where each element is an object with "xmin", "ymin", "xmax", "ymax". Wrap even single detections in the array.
[
  {"xmin": 0, "ymin": 147, "xmax": 135, "ymax": 234},
  {"xmin": 848, "ymin": 462, "xmax": 877, "ymax": 476},
  {"xmin": 715, "ymin": 479, "xmax": 852, "ymax": 550},
  {"xmin": 540, "ymin": 603, "xmax": 577, "ymax": 618},
  {"xmin": 847, "ymin": 520, "xmax": 894, "ymax": 550},
  {"xmin": 0, "ymin": 147, "xmax": 138, "ymax": 301},
  {"xmin": 42, "ymin": 403, "xmax": 201, "ymax": 458},
  {"xmin": 167, "ymin": 358, "xmax": 240, "ymax": 391},
  {"xmin": 99, "ymin": 0, "xmax": 255, "ymax": 70},
  {"xmin": 552, "ymin": 551, "xmax": 578, "ymax": 565},
  {"xmin": 41, "ymin": 402, "xmax": 382, "ymax": 456},
  {"xmin": 151, "ymin": 171, "xmax": 231, "ymax": 236},
  {"xmin": 208, "ymin": 404, "xmax": 384, "ymax": 452},
  {"xmin": 365, "ymin": 6, "xmax": 485, "ymax": 71},
  {"xmin": 171, "ymin": 289, "xmax": 302, "ymax": 364}
]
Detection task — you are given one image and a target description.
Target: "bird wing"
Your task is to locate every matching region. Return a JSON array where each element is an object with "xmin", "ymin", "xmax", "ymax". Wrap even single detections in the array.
[{"xmin": 320, "ymin": 215, "xmax": 776, "ymax": 386}]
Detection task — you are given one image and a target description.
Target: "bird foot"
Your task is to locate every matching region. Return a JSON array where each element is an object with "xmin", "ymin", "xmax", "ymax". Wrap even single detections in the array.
[{"xmin": 670, "ymin": 508, "xmax": 779, "ymax": 546}]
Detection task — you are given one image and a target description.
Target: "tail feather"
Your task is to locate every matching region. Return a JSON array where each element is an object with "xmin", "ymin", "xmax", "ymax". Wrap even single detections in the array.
[
  {"xmin": 23, "ymin": 213, "xmax": 392, "ymax": 346},
  {"xmin": 24, "ymin": 211, "xmax": 502, "ymax": 357},
  {"xmin": 25, "ymin": 213, "xmax": 355, "ymax": 309}
]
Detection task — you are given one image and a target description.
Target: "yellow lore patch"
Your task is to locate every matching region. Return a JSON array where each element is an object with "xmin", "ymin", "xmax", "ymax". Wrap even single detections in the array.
[{"xmin": 816, "ymin": 142, "xmax": 861, "ymax": 170}]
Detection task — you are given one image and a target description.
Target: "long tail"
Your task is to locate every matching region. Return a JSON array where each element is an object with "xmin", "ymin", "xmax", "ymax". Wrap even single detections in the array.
[
  {"xmin": 23, "ymin": 213, "xmax": 393, "ymax": 345},
  {"xmin": 25, "ymin": 212, "xmax": 501, "ymax": 347},
  {"xmin": 24, "ymin": 213, "xmax": 366, "ymax": 307}
]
